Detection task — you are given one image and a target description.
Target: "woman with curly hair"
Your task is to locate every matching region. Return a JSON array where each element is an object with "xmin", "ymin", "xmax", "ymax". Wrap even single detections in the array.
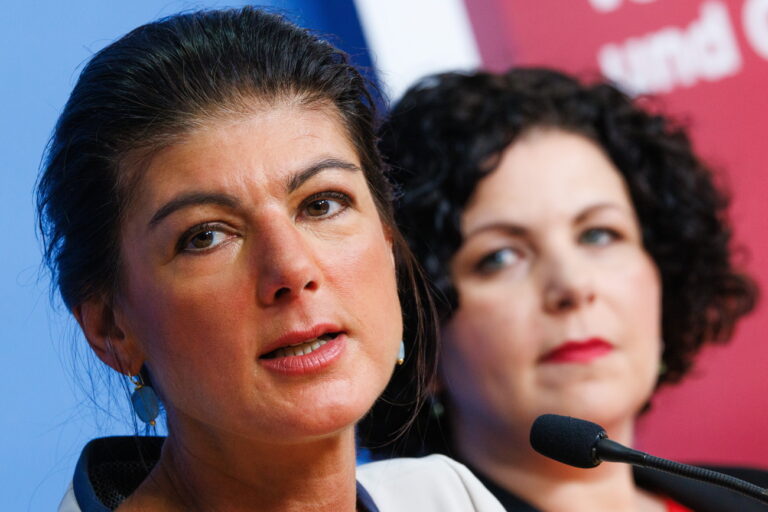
[{"xmin": 361, "ymin": 68, "xmax": 764, "ymax": 510}]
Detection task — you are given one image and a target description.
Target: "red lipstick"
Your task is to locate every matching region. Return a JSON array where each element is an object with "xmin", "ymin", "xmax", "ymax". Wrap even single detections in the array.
[{"xmin": 540, "ymin": 337, "xmax": 613, "ymax": 364}]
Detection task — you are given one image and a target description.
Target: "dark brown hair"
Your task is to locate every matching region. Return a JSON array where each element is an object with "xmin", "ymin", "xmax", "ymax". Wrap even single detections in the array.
[
  {"xmin": 361, "ymin": 67, "xmax": 757, "ymax": 457},
  {"xmin": 37, "ymin": 7, "xmax": 437, "ymax": 436}
]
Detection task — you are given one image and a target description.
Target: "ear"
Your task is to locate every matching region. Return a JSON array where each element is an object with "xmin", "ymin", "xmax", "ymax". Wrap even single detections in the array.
[
  {"xmin": 382, "ymin": 223, "xmax": 396, "ymax": 267},
  {"xmin": 72, "ymin": 297, "xmax": 144, "ymax": 376}
]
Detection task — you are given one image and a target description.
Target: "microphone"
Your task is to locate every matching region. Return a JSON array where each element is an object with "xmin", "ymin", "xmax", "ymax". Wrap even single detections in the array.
[{"xmin": 530, "ymin": 414, "xmax": 768, "ymax": 505}]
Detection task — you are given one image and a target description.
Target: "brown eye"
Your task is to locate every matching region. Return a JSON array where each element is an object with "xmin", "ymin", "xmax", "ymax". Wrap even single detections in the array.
[
  {"xmin": 178, "ymin": 223, "xmax": 235, "ymax": 254},
  {"xmin": 300, "ymin": 191, "xmax": 350, "ymax": 219},
  {"xmin": 306, "ymin": 199, "xmax": 331, "ymax": 217},
  {"xmin": 190, "ymin": 230, "xmax": 215, "ymax": 249}
]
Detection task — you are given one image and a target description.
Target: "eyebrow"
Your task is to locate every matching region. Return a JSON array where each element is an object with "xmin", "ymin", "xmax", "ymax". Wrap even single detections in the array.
[
  {"xmin": 286, "ymin": 157, "xmax": 361, "ymax": 193},
  {"xmin": 574, "ymin": 202, "xmax": 626, "ymax": 223},
  {"xmin": 463, "ymin": 203, "xmax": 627, "ymax": 240},
  {"xmin": 464, "ymin": 222, "xmax": 529, "ymax": 241},
  {"xmin": 148, "ymin": 192, "xmax": 240, "ymax": 228},
  {"xmin": 147, "ymin": 158, "xmax": 361, "ymax": 229}
]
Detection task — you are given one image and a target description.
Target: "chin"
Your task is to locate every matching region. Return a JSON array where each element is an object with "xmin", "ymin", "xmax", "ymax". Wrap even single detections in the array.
[
  {"xmin": 539, "ymin": 387, "xmax": 646, "ymax": 432},
  {"xmin": 273, "ymin": 387, "xmax": 382, "ymax": 442}
]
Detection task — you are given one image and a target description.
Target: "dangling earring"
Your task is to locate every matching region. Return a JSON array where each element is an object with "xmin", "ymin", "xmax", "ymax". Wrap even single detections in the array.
[
  {"xmin": 131, "ymin": 372, "xmax": 159, "ymax": 427},
  {"xmin": 658, "ymin": 338, "xmax": 667, "ymax": 378},
  {"xmin": 396, "ymin": 340, "xmax": 405, "ymax": 366},
  {"xmin": 429, "ymin": 394, "xmax": 445, "ymax": 419}
]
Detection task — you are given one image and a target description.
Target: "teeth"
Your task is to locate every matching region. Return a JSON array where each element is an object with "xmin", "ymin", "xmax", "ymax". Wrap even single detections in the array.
[{"xmin": 274, "ymin": 337, "xmax": 330, "ymax": 358}]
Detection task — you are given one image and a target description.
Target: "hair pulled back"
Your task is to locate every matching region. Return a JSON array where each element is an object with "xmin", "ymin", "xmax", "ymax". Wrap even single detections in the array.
[{"xmin": 37, "ymin": 7, "xmax": 437, "ymax": 437}]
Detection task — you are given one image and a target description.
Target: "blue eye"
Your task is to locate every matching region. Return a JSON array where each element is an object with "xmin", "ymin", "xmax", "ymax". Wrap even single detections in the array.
[
  {"xmin": 475, "ymin": 248, "xmax": 520, "ymax": 274},
  {"xmin": 579, "ymin": 227, "xmax": 619, "ymax": 246}
]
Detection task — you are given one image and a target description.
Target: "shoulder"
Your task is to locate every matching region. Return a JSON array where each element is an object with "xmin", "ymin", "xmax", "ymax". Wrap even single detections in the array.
[
  {"xmin": 60, "ymin": 436, "xmax": 163, "ymax": 512},
  {"xmin": 58, "ymin": 482, "xmax": 81, "ymax": 512},
  {"xmin": 357, "ymin": 455, "xmax": 505, "ymax": 512}
]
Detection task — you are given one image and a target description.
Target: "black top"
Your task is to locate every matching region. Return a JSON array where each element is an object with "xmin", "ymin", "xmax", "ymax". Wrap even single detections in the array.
[
  {"xmin": 466, "ymin": 462, "xmax": 768, "ymax": 511},
  {"xmin": 71, "ymin": 436, "xmax": 379, "ymax": 512}
]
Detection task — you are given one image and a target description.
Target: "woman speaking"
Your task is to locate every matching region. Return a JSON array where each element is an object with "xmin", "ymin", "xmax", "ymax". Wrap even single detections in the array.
[{"xmin": 39, "ymin": 8, "xmax": 503, "ymax": 512}]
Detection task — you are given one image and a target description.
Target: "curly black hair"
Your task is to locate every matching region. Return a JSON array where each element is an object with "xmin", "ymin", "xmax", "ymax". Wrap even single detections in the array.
[{"xmin": 359, "ymin": 67, "xmax": 756, "ymax": 457}]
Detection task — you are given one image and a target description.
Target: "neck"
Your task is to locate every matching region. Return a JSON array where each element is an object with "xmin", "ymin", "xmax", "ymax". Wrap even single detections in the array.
[
  {"xmin": 122, "ymin": 419, "xmax": 359, "ymax": 512},
  {"xmin": 453, "ymin": 414, "xmax": 665, "ymax": 512}
]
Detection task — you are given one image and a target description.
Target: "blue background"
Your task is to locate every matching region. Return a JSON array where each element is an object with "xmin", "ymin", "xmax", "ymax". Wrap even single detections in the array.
[{"xmin": 0, "ymin": 1, "xmax": 373, "ymax": 509}]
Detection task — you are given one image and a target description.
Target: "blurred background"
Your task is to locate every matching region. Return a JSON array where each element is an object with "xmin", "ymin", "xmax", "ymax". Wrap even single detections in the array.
[{"xmin": 2, "ymin": 0, "xmax": 766, "ymax": 509}]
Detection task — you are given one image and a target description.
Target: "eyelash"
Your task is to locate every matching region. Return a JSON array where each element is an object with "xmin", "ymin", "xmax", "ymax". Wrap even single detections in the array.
[
  {"xmin": 175, "ymin": 191, "xmax": 352, "ymax": 254},
  {"xmin": 579, "ymin": 227, "xmax": 622, "ymax": 245},
  {"xmin": 176, "ymin": 222, "xmax": 236, "ymax": 254},
  {"xmin": 475, "ymin": 247, "xmax": 522, "ymax": 274},
  {"xmin": 298, "ymin": 190, "xmax": 352, "ymax": 220}
]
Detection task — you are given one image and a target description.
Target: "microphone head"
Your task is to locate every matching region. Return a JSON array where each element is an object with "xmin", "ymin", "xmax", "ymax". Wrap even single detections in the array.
[{"xmin": 530, "ymin": 414, "xmax": 606, "ymax": 469}]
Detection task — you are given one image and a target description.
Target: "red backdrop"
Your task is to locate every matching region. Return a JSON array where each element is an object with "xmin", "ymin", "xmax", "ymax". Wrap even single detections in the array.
[{"xmin": 464, "ymin": 0, "xmax": 768, "ymax": 466}]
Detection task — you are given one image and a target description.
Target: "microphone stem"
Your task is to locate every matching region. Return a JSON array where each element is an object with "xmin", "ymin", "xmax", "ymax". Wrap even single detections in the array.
[
  {"xmin": 643, "ymin": 454, "xmax": 768, "ymax": 505},
  {"xmin": 597, "ymin": 439, "xmax": 768, "ymax": 504}
]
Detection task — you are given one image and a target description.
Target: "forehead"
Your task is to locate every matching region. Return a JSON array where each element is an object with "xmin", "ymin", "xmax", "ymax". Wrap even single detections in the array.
[
  {"xmin": 462, "ymin": 129, "xmax": 632, "ymax": 230},
  {"xmin": 126, "ymin": 102, "xmax": 360, "ymax": 217}
]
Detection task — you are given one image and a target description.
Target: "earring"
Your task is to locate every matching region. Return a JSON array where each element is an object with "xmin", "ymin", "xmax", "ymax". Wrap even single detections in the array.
[
  {"xmin": 396, "ymin": 340, "xmax": 405, "ymax": 366},
  {"xmin": 429, "ymin": 394, "xmax": 445, "ymax": 419},
  {"xmin": 658, "ymin": 359, "xmax": 668, "ymax": 378},
  {"xmin": 658, "ymin": 338, "xmax": 667, "ymax": 378},
  {"xmin": 130, "ymin": 372, "xmax": 159, "ymax": 427}
]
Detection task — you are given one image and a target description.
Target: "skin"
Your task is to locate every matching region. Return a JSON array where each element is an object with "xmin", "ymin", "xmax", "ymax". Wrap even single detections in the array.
[
  {"xmin": 75, "ymin": 100, "xmax": 403, "ymax": 512},
  {"xmin": 443, "ymin": 129, "xmax": 664, "ymax": 511}
]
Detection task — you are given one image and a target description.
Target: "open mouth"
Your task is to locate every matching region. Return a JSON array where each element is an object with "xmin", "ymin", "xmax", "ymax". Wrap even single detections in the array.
[{"xmin": 260, "ymin": 332, "xmax": 342, "ymax": 359}]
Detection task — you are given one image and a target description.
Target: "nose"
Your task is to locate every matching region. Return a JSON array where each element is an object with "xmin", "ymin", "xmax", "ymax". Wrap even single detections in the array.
[
  {"xmin": 541, "ymin": 253, "xmax": 595, "ymax": 314},
  {"xmin": 254, "ymin": 219, "xmax": 321, "ymax": 306}
]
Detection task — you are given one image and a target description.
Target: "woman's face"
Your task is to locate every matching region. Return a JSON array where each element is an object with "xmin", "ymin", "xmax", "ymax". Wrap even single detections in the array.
[
  {"xmin": 112, "ymin": 102, "xmax": 402, "ymax": 443},
  {"xmin": 442, "ymin": 129, "xmax": 661, "ymax": 442}
]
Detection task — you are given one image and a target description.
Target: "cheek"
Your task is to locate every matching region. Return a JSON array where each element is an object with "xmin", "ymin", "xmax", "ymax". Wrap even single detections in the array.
[
  {"xmin": 440, "ymin": 286, "xmax": 537, "ymax": 391},
  {"xmin": 612, "ymin": 254, "xmax": 662, "ymax": 333},
  {"xmin": 323, "ymin": 229, "xmax": 402, "ymax": 344},
  {"xmin": 120, "ymin": 255, "xmax": 256, "ymax": 382},
  {"xmin": 330, "ymin": 235, "xmax": 394, "ymax": 293},
  {"xmin": 450, "ymin": 280, "xmax": 540, "ymax": 358},
  {"xmin": 604, "ymin": 252, "xmax": 663, "ymax": 383}
]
